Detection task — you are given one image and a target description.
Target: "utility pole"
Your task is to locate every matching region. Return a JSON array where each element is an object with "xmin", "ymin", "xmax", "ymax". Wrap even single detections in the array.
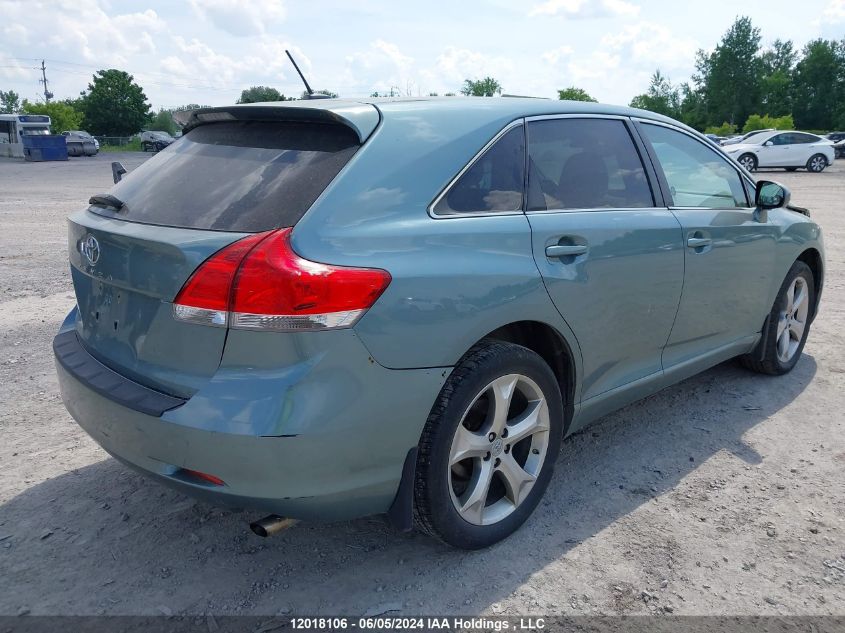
[{"xmin": 39, "ymin": 60, "xmax": 53, "ymax": 103}]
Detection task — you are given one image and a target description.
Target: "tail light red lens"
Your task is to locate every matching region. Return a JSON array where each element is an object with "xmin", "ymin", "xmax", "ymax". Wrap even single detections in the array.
[{"xmin": 173, "ymin": 228, "xmax": 391, "ymax": 332}]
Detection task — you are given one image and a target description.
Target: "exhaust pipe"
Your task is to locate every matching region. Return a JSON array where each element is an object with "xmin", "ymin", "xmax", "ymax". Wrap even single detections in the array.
[{"xmin": 250, "ymin": 515, "xmax": 298, "ymax": 538}]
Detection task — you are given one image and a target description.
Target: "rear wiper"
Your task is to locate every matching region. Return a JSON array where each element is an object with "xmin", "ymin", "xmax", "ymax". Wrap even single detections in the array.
[{"xmin": 88, "ymin": 194, "xmax": 125, "ymax": 211}]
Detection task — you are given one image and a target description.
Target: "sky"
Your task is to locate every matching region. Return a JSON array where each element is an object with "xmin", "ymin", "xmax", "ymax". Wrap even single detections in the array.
[{"xmin": 1, "ymin": 0, "xmax": 843, "ymax": 111}]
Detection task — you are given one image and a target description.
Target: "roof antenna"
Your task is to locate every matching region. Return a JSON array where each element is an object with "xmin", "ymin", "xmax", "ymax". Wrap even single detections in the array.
[{"xmin": 285, "ymin": 50, "xmax": 329, "ymax": 100}]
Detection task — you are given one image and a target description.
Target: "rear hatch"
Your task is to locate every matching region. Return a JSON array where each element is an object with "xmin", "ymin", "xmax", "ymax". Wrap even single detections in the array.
[{"xmin": 68, "ymin": 108, "xmax": 370, "ymax": 398}]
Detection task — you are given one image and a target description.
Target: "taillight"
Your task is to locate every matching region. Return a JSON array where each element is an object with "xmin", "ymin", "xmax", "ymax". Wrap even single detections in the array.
[{"xmin": 172, "ymin": 229, "xmax": 391, "ymax": 332}]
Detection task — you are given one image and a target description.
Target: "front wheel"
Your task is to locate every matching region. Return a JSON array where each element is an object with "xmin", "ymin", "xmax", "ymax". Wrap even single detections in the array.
[
  {"xmin": 807, "ymin": 154, "xmax": 827, "ymax": 173},
  {"xmin": 413, "ymin": 340, "xmax": 564, "ymax": 549},
  {"xmin": 741, "ymin": 261, "xmax": 814, "ymax": 375},
  {"xmin": 738, "ymin": 153, "xmax": 757, "ymax": 171}
]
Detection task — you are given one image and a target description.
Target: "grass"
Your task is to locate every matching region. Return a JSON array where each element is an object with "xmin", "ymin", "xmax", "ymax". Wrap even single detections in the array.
[{"xmin": 100, "ymin": 139, "xmax": 143, "ymax": 152}]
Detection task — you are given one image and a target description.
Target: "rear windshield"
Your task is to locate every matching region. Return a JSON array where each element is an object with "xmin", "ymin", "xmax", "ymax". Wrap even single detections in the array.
[{"xmin": 95, "ymin": 120, "xmax": 360, "ymax": 232}]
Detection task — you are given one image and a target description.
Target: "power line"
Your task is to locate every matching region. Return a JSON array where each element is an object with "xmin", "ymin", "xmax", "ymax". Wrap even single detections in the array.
[{"xmin": 2, "ymin": 56, "xmax": 250, "ymax": 92}]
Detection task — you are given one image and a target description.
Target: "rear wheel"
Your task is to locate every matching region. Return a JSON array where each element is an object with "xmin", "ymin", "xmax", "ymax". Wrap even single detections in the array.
[
  {"xmin": 741, "ymin": 261, "xmax": 814, "ymax": 375},
  {"xmin": 413, "ymin": 340, "xmax": 563, "ymax": 549},
  {"xmin": 807, "ymin": 154, "xmax": 827, "ymax": 173},
  {"xmin": 738, "ymin": 153, "xmax": 757, "ymax": 171}
]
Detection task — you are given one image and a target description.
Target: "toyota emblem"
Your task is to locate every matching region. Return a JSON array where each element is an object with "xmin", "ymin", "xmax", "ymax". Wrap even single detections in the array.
[{"xmin": 81, "ymin": 235, "xmax": 100, "ymax": 265}]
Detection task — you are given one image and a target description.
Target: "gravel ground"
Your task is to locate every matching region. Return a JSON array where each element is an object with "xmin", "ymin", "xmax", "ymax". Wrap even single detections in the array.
[{"xmin": 0, "ymin": 152, "xmax": 843, "ymax": 617}]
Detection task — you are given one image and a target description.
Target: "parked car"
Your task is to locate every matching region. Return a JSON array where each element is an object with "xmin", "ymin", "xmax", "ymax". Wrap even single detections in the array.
[
  {"xmin": 54, "ymin": 99, "xmax": 824, "ymax": 549},
  {"xmin": 61, "ymin": 130, "xmax": 99, "ymax": 156},
  {"xmin": 721, "ymin": 129, "xmax": 775, "ymax": 146},
  {"xmin": 704, "ymin": 133, "xmax": 724, "ymax": 145},
  {"xmin": 825, "ymin": 131, "xmax": 845, "ymax": 143},
  {"xmin": 722, "ymin": 130, "xmax": 835, "ymax": 172},
  {"xmin": 140, "ymin": 130, "xmax": 175, "ymax": 152},
  {"xmin": 833, "ymin": 139, "xmax": 845, "ymax": 159}
]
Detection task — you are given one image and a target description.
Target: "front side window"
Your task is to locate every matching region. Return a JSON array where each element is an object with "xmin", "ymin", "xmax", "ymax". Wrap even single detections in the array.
[
  {"xmin": 771, "ymin": 133, "xmax": 795, "ymax": 145},
  {"xmin": 526, "ymin": 118, "xmax": 653, "ymax": 210},
  {"xmin": 432, "ymin": 125, "xmax": 525, "ymax": 215},
  {"xmin": 641, "ymin": 123, "xmax": 748, "ymax": 208}
]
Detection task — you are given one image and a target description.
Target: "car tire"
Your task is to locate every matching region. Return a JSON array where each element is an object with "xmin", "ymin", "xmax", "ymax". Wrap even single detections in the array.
[
  {"xmin": 740, "ymin": 261, "xmax": 814, "ymax": 376},
  {"xmin": 413, "ymin": 340, "xmax": 564, "ymax": 549},
  {"xmin": 806, "ymin": 154, "xmax": 827, "ymax": 173},
  {"xmin": 738, "ymin": 153, "xmax": 757, "ymax": 171}
]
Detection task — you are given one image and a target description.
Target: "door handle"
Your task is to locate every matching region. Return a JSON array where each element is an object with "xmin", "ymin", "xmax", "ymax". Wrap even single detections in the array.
[
  {"xmin": 546, "ymin": 244, "xmax": 588, "ymax": 258},
  {"xmin": 687, "ymin": 237, "xmax": 712, "ymax": 248}
]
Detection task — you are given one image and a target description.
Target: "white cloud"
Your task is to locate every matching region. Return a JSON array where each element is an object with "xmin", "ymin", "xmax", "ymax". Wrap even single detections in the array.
[
  {"xmin": 822, "ymin": 0, "xmax": 845, "ymax": 21},
  {"xmin": 601, "ymin": 21, "xmax": 698, "ymax": 71},
  {"xmin": 433, "ymin": 47, "xmax": 515, "ymax": 83},
  {"xmin": 161, "ymin": 35, "xmax": 296, "ymax": 90},
  {"xmin": 528, "ymin": 0, "xmax": 639, "ymax": 18},
  {"xmin": 343, "ymin": 40, "xmax": 415, "ymax": 94},
  {"xmin": 188, "ymin": 0, "xmax": 286, "ymax": 37},
  {"xmin": 541, "ymin": 45, "xmax": 574, "ymax": 65},
  {"xmin": 566, "ymin": 50, "xmax": 621, "ymax": 82}
]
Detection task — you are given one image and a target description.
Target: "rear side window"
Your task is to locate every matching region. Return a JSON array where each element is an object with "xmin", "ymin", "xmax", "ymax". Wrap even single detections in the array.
[
  {"xmin": 97, "ymin": 121, "xmax": 360, "ymax": 232},
  {"xmin": 526, "ymin": 118, "xmax": 653, "ymax": 210},
  {"xmin": 432, "ymin": 125, "xmax": 525, "ymax": 215}
]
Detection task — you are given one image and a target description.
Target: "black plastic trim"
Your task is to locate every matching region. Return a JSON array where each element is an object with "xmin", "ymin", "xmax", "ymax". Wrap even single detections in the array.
[
  {"xmin": 387, "ymin": 447, "xmax": 418, "ymax": 532},
  {"xmin": 53, "ymin": 330, "xmax": 186, "ymax": 417}
]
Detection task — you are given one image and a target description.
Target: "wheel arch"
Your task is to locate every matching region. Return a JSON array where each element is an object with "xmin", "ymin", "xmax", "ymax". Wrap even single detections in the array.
[
  {"xmin": 797, "ymin": 247, "xmax": 823, "ymax": 322},
  {"xmin": 481, "ymin": 320, "xmax": 577, "ymax": 436}
]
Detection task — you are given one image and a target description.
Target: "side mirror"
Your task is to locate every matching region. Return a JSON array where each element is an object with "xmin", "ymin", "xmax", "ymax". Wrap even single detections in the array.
[
  {"xmin": 756, "ymin": 180, "xmax": 790, "ymax": 210},
  {"xmin": 763, "ymin": 140, "xmax": 773, "ymax": 146},
  {"xmin": 111, "ymin": 161, "xmax": 127, "ymax": 184}
]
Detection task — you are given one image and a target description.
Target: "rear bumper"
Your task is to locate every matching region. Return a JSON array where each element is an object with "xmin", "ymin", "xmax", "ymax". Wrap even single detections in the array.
[{"xmin": 55, "ymin": 312, "xmax": 448, "ymax": 521}]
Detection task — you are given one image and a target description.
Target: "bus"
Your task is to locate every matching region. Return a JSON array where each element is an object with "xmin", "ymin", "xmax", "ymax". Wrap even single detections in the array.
[{"xmin": 0, "ymin": 114, "xmax": 52, "ymax": 158}]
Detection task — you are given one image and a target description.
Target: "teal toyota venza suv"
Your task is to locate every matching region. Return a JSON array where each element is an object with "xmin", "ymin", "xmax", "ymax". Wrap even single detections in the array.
[{"xmin": 54, "ymin": 98, "xmax": 824, "ymax": 549}]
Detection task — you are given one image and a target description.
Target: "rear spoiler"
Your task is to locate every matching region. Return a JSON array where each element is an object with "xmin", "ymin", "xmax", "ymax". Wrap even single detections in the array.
[{"xmin": 181, "ymin": 102, "xmax": 380, "ymax": 143}]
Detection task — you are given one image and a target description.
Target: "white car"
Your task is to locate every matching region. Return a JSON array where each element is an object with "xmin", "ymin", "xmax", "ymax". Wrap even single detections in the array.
[
  {"xmin": 722, "ymin": 130, "xmax": 835, "ymax": 173},
  {"xmin": 720, "ymin": 129, "xmax": 774, "ymax": 146}
]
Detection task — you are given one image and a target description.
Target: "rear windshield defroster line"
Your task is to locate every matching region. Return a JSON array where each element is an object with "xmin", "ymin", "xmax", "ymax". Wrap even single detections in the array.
[{"xmin": 92, "ymin": 120, "xmax": 361, "ymax": 232}]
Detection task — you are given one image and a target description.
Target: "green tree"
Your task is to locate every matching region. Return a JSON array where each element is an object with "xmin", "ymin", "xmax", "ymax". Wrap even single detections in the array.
[
  {"xmin": 21, "ymin": 100, "xmax": 83, "ymax": 132},
  {"xmin": 557, "ymin": 86, "xmax": 597, "ymax": 102},
  {"xmin": 238, "ymin": 86, "xmax": 294, "ymax": 103},
  {"xmin": 629, "ymin": 70, "xmax": 681, "ymax": 118},
  {"xmin": 792, "ymin": 39, "xmax": 843, "ymax": 130},
  {"xmin": 678, "ymin": 82, "xmax": 708, "ymax": 131},
  {"xmin": 308, "ymin": 89, "xmax": 338, "ymax": 98},
  {"xmin": 82, "ymin": 69, "xmax": 151, "ymax": 136},
  {"xmin": 742, "ymin": 113, "xmax": 794, "ymax": 133},
  {"xmin": 1, "ymin": 89, "xmax": 21, "ymax": 114},
  {"xmin": 149, "ymin": 109, "xmax": 177, "ymax": 135},
  {"xmin": 759, "ymin": 39, "xmax": 796, "ymax": 117},
  {"xmin": 461, "ymin": 77, "xmax": 502, "ymax": 97},
  {"xmin": 704, "ymin": 122, "xmax": 737, "ymax": 136},
  {"xmin": 695, "ymin": 17, "xmax": 763, "ymax": 126}
]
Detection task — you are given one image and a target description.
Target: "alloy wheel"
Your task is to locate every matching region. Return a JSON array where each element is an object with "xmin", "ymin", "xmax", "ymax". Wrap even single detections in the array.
[
  {"xmin": 776, "ymin": 276, "xmax": 809, "ymax": 363},
  {"xmin": 448, "ymin": 374, "xmax": 550, "ymax": 526},
  {"xmin": 809, "ymin": 155, "xmax": 826, "ymax": 172},
  {"xmin": 739, "ymin": 155, "xmax": 756, "ymax": 171}
]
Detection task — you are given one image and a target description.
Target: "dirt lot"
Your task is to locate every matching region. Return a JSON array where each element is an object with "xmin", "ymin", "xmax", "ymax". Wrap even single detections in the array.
[{"xmin": 0, "ymin": 152, "xmax": 843, "ymax": 617}]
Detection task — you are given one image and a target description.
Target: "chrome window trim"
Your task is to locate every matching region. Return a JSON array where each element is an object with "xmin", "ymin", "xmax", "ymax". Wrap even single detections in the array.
[
  {"xmin": 525, "ymin": 206, "xmax": 666, "ymax": 215},
  {"xmin": 428, "ymin": 119, "xmax": 525, "ymax": 219},
  {"xmin": 524, "ymin": 113, "xmax": 629, "ymax": 123},
  {"xmin": 633, "ymin": 117, "xmax": 756, "ymax": 207}
]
